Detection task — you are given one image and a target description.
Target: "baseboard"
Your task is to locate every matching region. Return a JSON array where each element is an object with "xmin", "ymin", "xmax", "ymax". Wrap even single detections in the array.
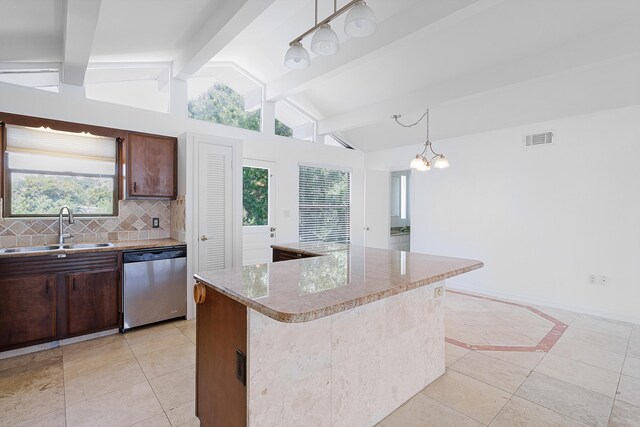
[{"xmin": 446, "ymin": 282, "xmax": 640, "ymax": 326}]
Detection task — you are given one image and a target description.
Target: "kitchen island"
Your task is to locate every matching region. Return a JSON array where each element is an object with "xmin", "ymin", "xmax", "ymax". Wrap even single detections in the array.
[{"xmin": 193, "ymin": 244, "xmax": 483, "ymax": 427}]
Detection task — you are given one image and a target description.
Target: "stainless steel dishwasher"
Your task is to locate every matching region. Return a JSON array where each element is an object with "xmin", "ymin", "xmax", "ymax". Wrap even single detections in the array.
[{"xmin": 123, "ymin": 245, "xmax": 187, "ymax": 330}]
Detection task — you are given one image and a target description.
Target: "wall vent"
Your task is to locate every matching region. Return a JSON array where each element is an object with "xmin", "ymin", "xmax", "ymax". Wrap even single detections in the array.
[{"xmin": 525, "ymin": 131, "xmax": 553, "ymax": 147}]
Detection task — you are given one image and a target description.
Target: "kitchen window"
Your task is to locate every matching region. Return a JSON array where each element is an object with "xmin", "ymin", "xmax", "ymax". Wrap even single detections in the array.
[
  {"xmin": 298, "ymin": 165, "xmax": 351, "ymax": 243},
  {"xmin": 2, "ymin": 125, "xmax": 118, "ymax": 217}
]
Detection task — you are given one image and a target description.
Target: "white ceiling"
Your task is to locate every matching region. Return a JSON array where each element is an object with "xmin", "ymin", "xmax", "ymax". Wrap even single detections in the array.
[{"xmin": 1, "ymin": 0, "xmax": 639, "ymax": 151}]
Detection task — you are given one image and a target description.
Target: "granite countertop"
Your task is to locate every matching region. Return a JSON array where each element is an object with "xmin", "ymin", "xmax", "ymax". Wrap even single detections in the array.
[
  {"xmin": 195, "ymin": 244, "xmax": 483, "ymax": 323},
  {"xmin": 0, "ymin": 238, "xmax": 185, "ymax": 258}
]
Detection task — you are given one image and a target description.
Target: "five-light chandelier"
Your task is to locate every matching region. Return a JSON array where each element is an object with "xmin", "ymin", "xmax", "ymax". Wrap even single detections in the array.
[
  {"xmin": 285, "ymin": 0, "xmax": 377, "ymax": 70},
  {"xmin": 391, "ymin": 109, "xmax": 450, "ymax": 172}
]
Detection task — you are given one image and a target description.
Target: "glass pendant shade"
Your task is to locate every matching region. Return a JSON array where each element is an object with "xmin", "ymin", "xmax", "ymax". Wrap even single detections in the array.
[
  {"xmin": 417, "ymin": 160, "xmax": 430, "ymax": 171},
  {"xmin": 344, "ymin": 1, "xmax": 377, "ymax": 37},
  {"xmin": 410, "ymin": 156, "xmax": 423, "ymax": 170},
  {"xmin": 311, "ymin": 24, "xmax": 339, "ymax": 55},
  {"xmin": 284, "ymin": 42, "xmax": 310, "ymax": 69},
  {"xmin": 433, "ymin": 155, "xmax": 450, "ymax": 169}
]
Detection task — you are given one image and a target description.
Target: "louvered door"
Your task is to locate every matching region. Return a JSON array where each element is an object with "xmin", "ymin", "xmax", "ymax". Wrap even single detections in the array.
[{"xmin": 198, "ymin": 143, "xmax": 233, "ymax": 272}]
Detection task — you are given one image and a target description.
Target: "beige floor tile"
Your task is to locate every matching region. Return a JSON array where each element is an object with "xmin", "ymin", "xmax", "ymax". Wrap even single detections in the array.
[
  {"xmin": 124, "ymin": 322, "xmax": 178, "ymax": 340},
  {"xmin": 421, "ymin": 370, "xmax": 510, "ymax": 425},
  {"xmin": 451, "ymin": 351, "xmax": 530, "ymax": 393},
  {"xmin": 570, "ymin": 316, "xmax": 633, "ymax": 339},
  {"xmin": 0, "ymin": 348, "xmax": 62, "ymax": 373},
  {"xmin": 136, "ymin": 343, "xmax": 196, "ymax": 379},
  {"xmin": 62, "ymin": 335, "xmax": 133, "ymax": 374},
  {"xmin": 478, "ymin": 350, "xmax": 545, "ymax": 370},
  {"xmin": 66, "ymin": 381, "xmax": 163, "ymax": 427},
  {"xmin": 532, "ymin": 305, "xmax": 580, "ymax": 325},
  {"xmin": 549, "ymin": 336, "xmax": 625, "ymax": 372},
  {"xmin": 380, "ymin": 392, "xmax": 483, "ymax": 427},
  {"xmin": 0, "ymin": 356, "xmax": 65, "ymax": 426},
  {"xmin": 608, "ymin": 400, "xmax": 640, "ymax": 427},
  {"xmin": 12, "ymin": 409, "xmax": 65, "ymax": 427},
  {"xmin": 490, "ymin": 396, "xmax": 589, "ymax": 427},
  {"xmin": 176, "ymin": 418, "xmax": 201, "ymax": 427},
  {"xmin": 64, "ymin": 356, "xmax": 147, "ymax": 405},
  {"xmin": 535, "ymin": 353, "xmax": 620, "ymax": 397},
  {"xmin": 177, "ymin": 322, "xmax": 196, "ymax": 343},
  {"xmin": 561, "ymin": 326, "xmax": 629, "ymax": 355},
  {"xmin": 149, "ymin": 365, "xmax": 195, "ymax": 411},
  {"xmin": 617, "ymin": 375, "xmax": 640, "ymax": 407},
  {"xmin": 127, "ymin": 328, "xmax": 191, "ymax": 357},
  {"xmin": 622, "ymin": 357, "xmax": 640, "ymax": 379},
  {"xmin": 445, "ymin": 343, "xmax": 470, "ymax": 367},
  {"xmin": 166, "ymin": 400, "xmax": 199, "ymax": 427},
  {"xmin": 627, "ymin": 340, "xmax": 640, "ymax": 359},
  {"xmin": 132, "ymin": 412, "xmax": 172, "ymax": 427},
  {"xmin": 515, "ymin": 372, "xmax": 613, "ymax": 426}
]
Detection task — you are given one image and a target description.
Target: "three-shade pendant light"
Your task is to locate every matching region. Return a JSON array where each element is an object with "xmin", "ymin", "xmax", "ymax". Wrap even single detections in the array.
[{"xmin": 285, "ymin": 0, "xmax": 376, "ymax": 70}]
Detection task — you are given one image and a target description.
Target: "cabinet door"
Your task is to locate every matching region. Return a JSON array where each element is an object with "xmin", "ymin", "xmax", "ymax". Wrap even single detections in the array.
[
  {"xmin": 0, "ymin": 274, "xmax": 56, "ymax": 350},
  {"xmin": 127, "ymin": 133, "xmax": 176, "ymax": 198},
  {"xmin": 66, "ymin": 269, "xmax": 119, "ymax": 336}
]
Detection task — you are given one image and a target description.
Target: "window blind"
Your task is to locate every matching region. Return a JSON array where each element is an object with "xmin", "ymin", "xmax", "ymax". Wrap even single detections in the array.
[
  {"xmin": 299, "ymin": 165, "xmax": 351, "ymax": 243},
  {"xmin": 6, "ymin": 125, "xmax": 116, "ymax": 162}
]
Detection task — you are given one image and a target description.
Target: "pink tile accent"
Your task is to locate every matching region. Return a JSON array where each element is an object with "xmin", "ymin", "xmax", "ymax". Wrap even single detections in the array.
[{"xmin": 446, "ymin": 290, "xmax": 568, "ymax": 353}]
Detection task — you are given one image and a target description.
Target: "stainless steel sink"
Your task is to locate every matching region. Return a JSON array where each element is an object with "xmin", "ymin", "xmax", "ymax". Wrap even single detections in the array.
[{"xmin": 0, "ymin": 242, "xmax": 115, "ymax": 254}]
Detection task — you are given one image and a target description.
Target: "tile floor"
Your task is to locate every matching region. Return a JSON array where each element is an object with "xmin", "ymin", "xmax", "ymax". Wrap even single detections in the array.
[{"xmin": 1, "ymin": 291, "xmax": 639, "ymax": 427}]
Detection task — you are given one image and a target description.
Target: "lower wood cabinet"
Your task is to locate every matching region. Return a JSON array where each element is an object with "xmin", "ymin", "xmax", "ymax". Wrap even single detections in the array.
[
  {"xmin": 66, "ymin": 269, "xmax": 120, "ymax": 336},
  {"xmin": 0, "ymin": 274, "xmax": 57, "ymax": 349},
  {"xmin": 0, "ymin": 251, "xmax": 121, "ymax": 351}
]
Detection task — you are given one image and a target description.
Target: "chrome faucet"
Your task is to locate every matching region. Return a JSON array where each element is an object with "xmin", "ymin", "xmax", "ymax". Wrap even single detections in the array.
[{"xmin": 58, "ymin": 206, "xmax": 75, "ymax": 245}]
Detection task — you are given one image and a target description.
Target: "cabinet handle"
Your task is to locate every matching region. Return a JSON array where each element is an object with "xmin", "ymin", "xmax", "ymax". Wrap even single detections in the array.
[
  {"xmin": 194, "ymin": 283, "xmax": 206, "ymax": 304},
  {"xmin": 72, "ymin": 278, "xmax": 76, "ymax": 291},
  {"xmin": 45, "ymin": 280, "xmax": 49, "ymax": 294},
  {"xmin": 133, "ymin": 182, "xmax": 137, "ymax": 193}
]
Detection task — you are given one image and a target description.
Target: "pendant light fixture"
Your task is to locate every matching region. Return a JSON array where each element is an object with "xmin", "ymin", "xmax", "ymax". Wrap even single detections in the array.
[
  {"xmin": 391, "ymin": 109, "xmax": 450, "ymax": 172},
  {"xmin": 284, "ymin": 0, "xmax": 376, "ymax": 69}
]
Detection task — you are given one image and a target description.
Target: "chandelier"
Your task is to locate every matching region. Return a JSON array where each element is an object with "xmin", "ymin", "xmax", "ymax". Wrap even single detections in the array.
[
  {"xmin": 391, "ymin": 109, "xmax": 449, "ymax": 171},
  {"xmin": 285, "ymin": 1, "xmax": 376, "ymax": 70}
]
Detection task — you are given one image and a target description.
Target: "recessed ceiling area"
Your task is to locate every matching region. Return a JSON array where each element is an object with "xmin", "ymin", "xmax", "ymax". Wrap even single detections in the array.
[{"xmin": 0, "ymin": 0, "xmax": 638, "ymax": 151}]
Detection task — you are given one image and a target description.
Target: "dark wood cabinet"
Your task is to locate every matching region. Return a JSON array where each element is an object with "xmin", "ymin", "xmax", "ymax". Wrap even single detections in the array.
[
  {"xmin": 66, "ymin": 269, "xmax": 119, "ymax": 336},
  {"xmin": 0, "ymin": 251, "xmax": 121, "ymax": 351},
  {"xmin": 125, "ymin": 132, "xmax": 177, "ymax": 199},
  {"xmin": 196, "ymin": 284, "xmax": 247, "ymax": 427},
  {"xmin": 272, "ymin": 248, "xmax": 316, "ymax": 262},
  {"xmin": 0, "ymin": 274, "xmax": 57, "ymax": 349}
]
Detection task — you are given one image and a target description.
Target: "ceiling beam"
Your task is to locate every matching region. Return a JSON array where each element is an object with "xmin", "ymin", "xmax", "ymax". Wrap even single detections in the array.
[
  {"xmin": 318, "ymin": 20, "xmax": 640, "ymax": 134},
  {"xmin": 265, "ymin": 0, "xmax": 504, "ymax": 101},
  {"xmin": 173, "ymin": 0, "xmax": 275, "ymax": 80},
  {"xmin": 61, "ymin": 0, "xmax": 102, "ymax": 86}
]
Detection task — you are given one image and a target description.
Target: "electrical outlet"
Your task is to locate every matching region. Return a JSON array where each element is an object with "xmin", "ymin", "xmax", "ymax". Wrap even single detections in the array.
[
  {"xmin": 599, "ymin": 275, "xmax": 609, "ymax": 286},
  {"xmin": 152, "ymin": 218, "xmax": 160, "ymax": 228},
  {"xmin": 588, "ymin": 274, "xmax": 597, "ymax": 285},
  {"xmin": 587, "ymin": 274, "xmax": 608, "ymax": 286}
]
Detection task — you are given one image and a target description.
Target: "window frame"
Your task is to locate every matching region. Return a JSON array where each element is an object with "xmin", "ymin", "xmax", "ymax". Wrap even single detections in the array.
[
  {"xmin": 0, "ymin": 113, "xmax": 125, "ymax": 218},
  {"xmin": 298, "ymin": 163, "xmax": 352, "ymax": 244}
]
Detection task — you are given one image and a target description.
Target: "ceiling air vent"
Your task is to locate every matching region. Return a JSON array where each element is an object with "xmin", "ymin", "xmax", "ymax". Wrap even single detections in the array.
[{"xmin": 525, "ymin": 131, "xmax": 553, "ymax": 147}]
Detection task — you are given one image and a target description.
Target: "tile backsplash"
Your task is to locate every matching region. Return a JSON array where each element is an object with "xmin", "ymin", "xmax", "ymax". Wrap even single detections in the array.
[
  {"xmin": 170, "ymin": 196, "xmax": 186, "ymax": 242},
  {"xmin": 0, "ymin": 200, "xmax": 171, "ymax": 248}
]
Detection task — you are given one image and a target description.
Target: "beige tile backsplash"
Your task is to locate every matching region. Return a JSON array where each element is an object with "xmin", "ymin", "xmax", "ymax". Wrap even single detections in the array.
[
  {"xmin": 0, "ymin": 200, "xmax": 172, "ymax": 248},
  {"xmin": 170, "ymin": 196, "xmax": 186, "ymax": 243}
]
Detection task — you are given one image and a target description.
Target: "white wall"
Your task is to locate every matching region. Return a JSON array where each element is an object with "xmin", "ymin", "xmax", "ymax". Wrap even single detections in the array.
[
  {"xmin": 367, "ymin": 105, "xmax": 640, "ymax": 324},
  {"xmin": 0, "ymin": 81, "xmax": 365, "ymax": 247}
]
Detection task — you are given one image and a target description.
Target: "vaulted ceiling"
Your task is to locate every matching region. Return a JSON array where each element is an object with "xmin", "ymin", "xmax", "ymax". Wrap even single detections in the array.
[{"xmin": 1, "ymin": 0, "xmax": 639, "ymax": 151}]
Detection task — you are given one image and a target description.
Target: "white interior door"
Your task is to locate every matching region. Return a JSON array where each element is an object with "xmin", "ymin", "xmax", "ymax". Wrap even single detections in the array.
[
  {"xmin": 242, "ymin": 159, "xmax": 276, "ymax": 265},
  {"xmin": 364, "ymin": 170, "xmax": 390, "ymax": 249},
  {"xmin": 197, "ymin": 142, "xmax": 233, "ymax": 271}
]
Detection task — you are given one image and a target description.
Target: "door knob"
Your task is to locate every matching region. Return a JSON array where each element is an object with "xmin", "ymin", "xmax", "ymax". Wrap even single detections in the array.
[
  {"xmin": 364, "ymin": 227, "xmax": 370, "ymax": 231},
  {"xmin": 270, "ymin": 227, "xmax": 276, "ymax": 232},
  {"xmin": 200, "ymin": 235, "xmax": 208, "ymax": 241},
  {"xmin": 270, "ymin": 233, "xmax": 274, "ymax": 237}
]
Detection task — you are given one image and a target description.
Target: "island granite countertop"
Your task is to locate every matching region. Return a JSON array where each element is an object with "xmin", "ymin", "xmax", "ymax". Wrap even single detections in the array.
[{"xmin": 195, "ymin": 243, "xmax": 483, "ymax": 323}]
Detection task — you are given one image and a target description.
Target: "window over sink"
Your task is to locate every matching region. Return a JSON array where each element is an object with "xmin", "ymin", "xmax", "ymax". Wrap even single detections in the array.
[{"xmin": 2, "ymin": 125, "xmax": 118, "ymax": 217}]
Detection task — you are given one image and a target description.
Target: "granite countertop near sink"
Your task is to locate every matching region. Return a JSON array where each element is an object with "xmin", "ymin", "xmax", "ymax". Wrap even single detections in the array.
[
  {"xmin": 195, "ymin": 244, "xmax": 483, "ymax": 323},
  {"xmin": 0, "ymin": 238, "xmax": 185, "ymax": 258}
]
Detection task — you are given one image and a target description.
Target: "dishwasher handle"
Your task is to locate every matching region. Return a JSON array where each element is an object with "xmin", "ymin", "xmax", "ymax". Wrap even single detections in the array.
[{"xmin": 123, "ymin": 246, "xmax": 187, "ymax": 263}]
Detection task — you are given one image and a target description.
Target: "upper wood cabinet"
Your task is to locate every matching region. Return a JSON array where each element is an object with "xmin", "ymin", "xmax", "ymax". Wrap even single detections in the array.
[{"xmin": 124, "ymin": 132, "xmax": 177, "ymax": 199}]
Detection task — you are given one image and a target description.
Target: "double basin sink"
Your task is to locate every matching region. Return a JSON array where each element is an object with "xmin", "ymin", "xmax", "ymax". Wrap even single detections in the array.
[{"xmin": 0, "ymin": 242, "xmax": 115, "ymax": 254}]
